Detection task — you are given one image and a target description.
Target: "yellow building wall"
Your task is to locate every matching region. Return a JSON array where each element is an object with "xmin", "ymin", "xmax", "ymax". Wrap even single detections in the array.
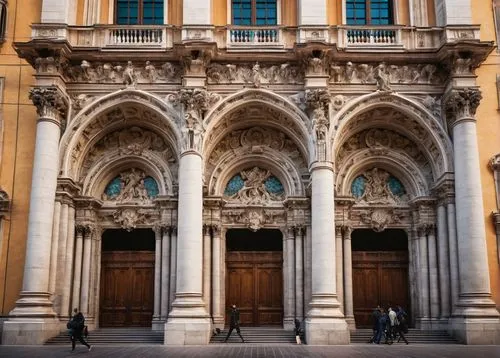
[
  {"xmin": 0, "ymin": 0, "xmax": 39, "ymax": 314},
  {"xmin": 472, "ymin": 0, "xmax": 500, "ymax": 309}
]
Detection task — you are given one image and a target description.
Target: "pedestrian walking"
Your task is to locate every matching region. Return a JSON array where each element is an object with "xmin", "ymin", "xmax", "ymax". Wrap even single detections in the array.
[
  {"xmin": 388, "ymin": 307, "xmax": 397, "ymax": 341},
  {"xmin": 223, "ymin": 304, "xmax": 245, "ymax": 343},
  {"xmin": 294, "ymin": 319, "xmax": 303, "ymax": 344},
  {"xmin": 395, "ymin": 305, "xmax": 409, "ymax": 344},
  {"xmin": 67, "ymin": 308, "xmax": 92, "ymax": 352},
  {"xmin": 369, "ymin": 305, "xmax": 381, "ymax": 343}
]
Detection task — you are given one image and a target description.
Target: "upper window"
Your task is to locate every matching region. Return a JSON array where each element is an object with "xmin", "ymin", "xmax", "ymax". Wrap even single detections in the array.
[
  {"xmin": 0, "ymin": 0, "xmax": 6, "ymax": 42},
  {"xmin": 346, "ymin": 0, "xmax": 393, "ymax": 25},
  {"xmin": 116, "ymin": 0, "xmax": 164, "ymax": 25},
  {"xmin": 494, "ymin": 0, "xmax": 500, "ymax": 48},
  {"xmin": 232, "ymin": 0, "xmax": 277, "ymax": 25}
]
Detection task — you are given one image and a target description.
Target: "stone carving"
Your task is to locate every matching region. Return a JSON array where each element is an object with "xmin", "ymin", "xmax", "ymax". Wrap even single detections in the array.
[
  {"xmin": 64, "ymin": 60, "xmax": 181, "ymax": 83},
  {"xmin": 0, "ymin": 187, "xmax": 10, "ymax": 213},
  {"xmin": 71, "ymin": 94, "xmax": 96, "ymax": 112},
  {"xmin": 452, "ymin": 55, "xmax": 473, "ymax": 75},
  {"xmin": 29, "ymin": 87, "xmax": 67, "ymax": 120},
  {"xmin": 102, "ymin": 168, "xmax": 154, "ymax": 203},
  {"xmin": 112, "ymin": 208, "xmax": 150, "ymax": 231},
  {"xmin": 445, "ymin": 88, "xmax": 482, "ymax": 121},
  {"xmin": 305, "ymin": 89, "xmax": 330, "ymax": 161},
  {"xmin": 175, "ymin": 88, "xmax": 220, "ymax": 151},
  {"xmin": 421, "ymin": 95, "xmax": 442, "ymax": 119},
  {"xmin": 206, "ymin": 62, "xmax": 303, "ymax": 85},
  {"xmin": 182, "ymin": 49, "xmax": 212, "ymax": 75},
  {"xmin": 360, "ymin": 208, "xmax": 402, "ymax": 232},
  {"xmin": 225, "ymin": 209, "xmax": 285, "ymax": 231},
  {"xmin": 34, "ymin": 56, "xmax": 65, "ymax": 74},
  {"xmin": 328, "ymin": 62, "xmax": 441, "ymax": 85},
  {"xmin": 228, "ymin": 167, "xmax": 284, "ymax": 204},
  {"xmin": 354, "ymin": 168, "xmax": 406, "ymax": 204}
]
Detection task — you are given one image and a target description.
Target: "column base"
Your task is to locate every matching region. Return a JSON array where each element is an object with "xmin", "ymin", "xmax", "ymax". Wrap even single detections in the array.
[
  {"xmin": 345, "ymin": 315, "xmax": 356, "ymax": 331},
  {"xmin": 305, "ymin": 317, "xmax": 350, "ymax": 344},
  {"xmin": 152, "ymin": 318, "xmax": 165, "ymax": 331},
  {"xmin": 2, "ymin": 318, "xmax": 61, "ymax": 345},
  {"xmin": 450, "ymin": 296, "xmax": 500, "ymax": 344},
  {"xmin": 212, "ymin": 315, "xmax": 225, "ymax": 331},
  {"xmin": 165, "ymin": 317, "xmax": 211, "ymax": 345}
]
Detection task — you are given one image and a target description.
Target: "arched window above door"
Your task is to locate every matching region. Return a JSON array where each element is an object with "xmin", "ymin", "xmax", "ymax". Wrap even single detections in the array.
[
  {"xmin": 346, "ymin": 0, "xmax": 394, "ymax": 25},
  {"xmin": 232, "ymin": 0, "xmax": 278, "ymax": 25},
  {"xmin": 116, "ymin": 0, "xmax": 164, "ymax": 25}
]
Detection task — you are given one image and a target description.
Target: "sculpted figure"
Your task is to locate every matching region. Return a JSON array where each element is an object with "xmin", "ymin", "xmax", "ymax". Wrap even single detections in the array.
[
  {"xmin": 123, "ymin": 61, "xmax": 136, "ymax": 86},
  {"xmin": 374, "ymin": 63, "xmax": 391, "ymax": 91}
]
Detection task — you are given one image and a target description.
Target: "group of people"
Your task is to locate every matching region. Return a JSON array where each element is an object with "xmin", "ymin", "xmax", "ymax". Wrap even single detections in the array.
[{"xmin": 370, "ymin": 305, "xmax": 409, "ymax": 345}]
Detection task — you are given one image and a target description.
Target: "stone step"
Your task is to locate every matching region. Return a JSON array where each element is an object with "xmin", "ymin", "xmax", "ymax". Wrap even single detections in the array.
[
  {"xmin": 350, "ymin": 329, "xmax": 458, "ymax": 344},
  {"xmin": 210, "ymin": 327, "xmax": 297, "ymax": 344},
  {"xmin": 45, "ymin": 328, "xmax": 164, "ymax": 345}
]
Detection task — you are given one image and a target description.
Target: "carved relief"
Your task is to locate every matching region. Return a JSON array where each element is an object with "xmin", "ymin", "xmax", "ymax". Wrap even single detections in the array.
[
  {"xmin": 112, "ymin": 208, "xmax": 151, "ymax": 231},
  {"xmin": 65, "ymin": 60, "xmax": 181, "ymax": 83},
  {"xmin": 305, "ymin": 89, "xmax": 330, "ymax": 161},
  {"xmin": 359, "ymin": 208, "xmax": 403, "ymax": 232},
  {"xmin": 353, "ymin": 168, "xmax": 408, "ymax": 204},
  {"xmin": 70, "ymin": 94, "xmax": 96, "ymax": 112},
  {"xmin": 102, "ymin": 168, "xmax": 157, "ymax": 203},
  {"xmin": 226, "ymin": 167, "xmax": 284, "ymax": 204},
  {"xmin": 29, "ymin": 87, "xmax": 67, "ymax": 121},
  {"xmin": 224, "ymin": 209, "xmax": 285, "ymax": 231},
  {"xmin": 206, "ymin": 62, "xmax": 304, "ymax": 85}
]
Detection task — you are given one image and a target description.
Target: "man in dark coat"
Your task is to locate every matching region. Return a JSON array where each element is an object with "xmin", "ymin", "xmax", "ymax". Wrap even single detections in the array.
[
  {"xmin": 224, "ymin": 304, "xmax": 245, "ymax": 343},
  {"xmin": 69, "ymin": 308, "xmax": 92, "ymax": 351}
]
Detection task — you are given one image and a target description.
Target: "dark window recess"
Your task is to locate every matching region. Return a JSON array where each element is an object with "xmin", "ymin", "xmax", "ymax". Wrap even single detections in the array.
[
  {"xmin": 346, "ymin": 0, "xmax": 393, "ymax": 25},
  {"xmin": 351, "ymin": 229, "xmax": 407, "ymax": 251},
  {"xmin": 226, "ymin": 228, "xmax": 283, "ymax": 251},
  {"xmin": 102, "ymin": 228, "xmax": 155, "ymax": 251},
  {"xmin": 116, "ymin": 0, "xmax": 164, "ymax": 25},
  {"xmin": 232, "ymin": 0, "xmax": 277, "ymax": 25},
  {"xmin": 0, "ymin": 0, "xmax": 7, "ymax": 43}
]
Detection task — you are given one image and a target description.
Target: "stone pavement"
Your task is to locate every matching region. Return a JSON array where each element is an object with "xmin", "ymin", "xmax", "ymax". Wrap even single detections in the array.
[{"xmin": 0, "ymin": 344, "xmax": 499, "ymax": 358}]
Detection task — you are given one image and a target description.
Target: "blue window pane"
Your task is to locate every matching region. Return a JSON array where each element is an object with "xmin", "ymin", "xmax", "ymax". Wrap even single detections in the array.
[
  {"xmin": 224, "ymin": 174, "xmax": 245, "ymax": 196},
  {"xmin": 105, "ymin": 176, "xmax": 122, "ymax": 198},
  {"xmin": 351, "ymin": 176, "xmax": 366, "ymax": 198},
  {"xmin": 144, "ymin": 176, "xmax": 159, "ymax": 197},
  {"xmin": 388, "ymin": 176, "xmax": 406, "ymax": 197},
  {"xmin": 264, "ymin": 176, "xmax": 284, "ymax": 195}
]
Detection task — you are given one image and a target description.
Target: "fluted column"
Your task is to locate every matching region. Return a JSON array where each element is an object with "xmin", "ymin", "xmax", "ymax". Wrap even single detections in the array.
[
  {"xmin": 3, "ymin": 87, "xmax": 67, "ymax": 344},
  {"xmin": 203, "ymin": 225, "xmax": 211, "ymax": 315},
  {"xmin": 445, "ymin": 88, "xmax": 500, "ymax": 343},
  {"xmin": 211, "ymin": 226, "xmax": 223, "ymax": 328},
  {"xmin": 71, "ymin": 225, "xmax": 84, "ymax": 313},
  {"xmin": 295, "ymin": 227, "xmax": 304, "ymax": 321},
  {"xmin": 437, "ymin": 203, "xmax": 451, "ymax": 319},
  {"xmin": 80, "ymin": 226, "xmax": 92, "ymax": 316},
  {"xmin": 153, "ymin": 226, "xmax": 162, "ymax": 328},
  {"xmin": 305, "ymin": 162, "xmax": 348, "ymax": 345},
  {"xmin": 343, "ymin": 226, "xmax": 355, "ymax": 329},
  {"xmin": 335, "ymin": 226, "xmax": 343, "ymax": 315},
  {"xmin": 160, "ymin": 226, "xmax": 170, "ymax": 321},
  {"xmin": 168, "ymin": 227, "xmax": 177, "ymax": 314},
  {"xmin": 48, "ymin": 200, "xmax": 61, "ymax": 294},
  {"xmin": 427, "ymin": 225, "xmax": 440, "ymax": 321},
  {"xmin": 418, "ymin": 225, "xmax": 430, "ymax": 325}
]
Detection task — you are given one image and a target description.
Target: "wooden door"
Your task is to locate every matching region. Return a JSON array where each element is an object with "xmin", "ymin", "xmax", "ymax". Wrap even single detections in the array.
[
  {"xmin": 352, "ymin": 251, "xmax": 409, "ymax": 328},
  {"xmin": 100, "ymin": 251, "xmax": 155, "ymax": 327},
  {"xmin": 226, "ymin": 251, "xmax": 283, "ymax": 326}
]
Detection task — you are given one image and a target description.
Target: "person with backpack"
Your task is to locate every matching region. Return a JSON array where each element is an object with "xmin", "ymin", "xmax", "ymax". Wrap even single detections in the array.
[{"xmin": 68, "ymin": 308, "xmax": 92, "ymax": 352}]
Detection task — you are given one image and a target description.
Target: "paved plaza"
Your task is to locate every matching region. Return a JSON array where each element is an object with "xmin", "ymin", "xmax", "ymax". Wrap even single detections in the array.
[{"xmin": 0, "ymin": 344, "xmax": 499, "ymax": 358}]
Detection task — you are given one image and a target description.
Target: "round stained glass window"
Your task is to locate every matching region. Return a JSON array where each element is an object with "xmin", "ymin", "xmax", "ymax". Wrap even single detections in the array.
[
  {"xmin": 264, "ymin": 176, "xmax": 284, "ymax": 195},
  {"xmin": 351, "ymin": 175, "xmax": 366, "ymax": 198},
  {"xmin": 224, "ymin": 174, "xmax": 244, "ymax": 196}
]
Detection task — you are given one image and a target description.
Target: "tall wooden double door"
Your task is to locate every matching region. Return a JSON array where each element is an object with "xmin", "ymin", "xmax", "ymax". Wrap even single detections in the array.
[
  {"xmin": 352, "ymin": 251, "xmax": 409, "ymax": 327},
  {"xmin": 226, "ymin": 251, "xmax": 283, "ymax": 326},
  {"xmin": 100, "ymin": 251, "xmax": 154, "ymax": 327}
]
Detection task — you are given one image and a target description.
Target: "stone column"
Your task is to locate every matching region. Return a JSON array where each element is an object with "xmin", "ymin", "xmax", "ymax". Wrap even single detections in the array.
[
  {"xmin": 408, "ymin": 230, "xmax": 420, "ymax": 323},
  {"xmin": 71, "ymin": 225, "xmax": 84, "ymax": 313},
  {"xmin": 446, "ymin": 201, "xmax": 459, "ymax": 311},
  {"xmin": 436, "ymin": 203, "xmax": 451, "ymax": 319},
  {"xmin": 445, "ymin": 88, "xmax": 500, "ymax": 343},
  {"xmin": 295, "ymin": 227, "xmax": 304, "ymax": 321},
  {"xmin": 211, "ymin": 226, "xmax": 223, "ymax": 329},
  {"xmin": 203, "ymin": 225, "xmax": 211, "ymax": 316},
  {"xmin": 152, "ymin": 226, "xmax": 162, "ymax": 330},
  {"xmin": 80, "ymin": 226, "xmax": 92, "ymax": 316},
  {"xmin": 335, "ymin": 226, "xmax": 343, "ymax": 314},
  {"xmin": 419, "ymin": 226, "xmax": 431, "ymax": 323},
  {"xmin": 54, "ymin": 201, "xmax": 69, "ymax": 315},
  {"xmin": 283, "ymin": 228, "xmax": 295, "ymax": 329},
  {"xmin": 160, "ymin": 226, "xmax": 171, "ymax": 322},
  {"xmin": 93, "ymin": 229, "xmax": 103, "ymax": 328},
  {"xmin": 305, "ymin": 162, "xmax": 348, "ymax": 345},
  {"xmin": 3, "ymin": 87, "xmax": 66, "ymax": 345},
  {"xmin": 165, "ymin": 152, "xmax": 210, "ymax": 345},
  {"xmin": 304, "ymin": 224, "xmax": 312, "ymax": 317},
  {"xmin": 61, "ymin": 206, "xmax": 76, "ymax": 317},
  {"xmin": 168, "ymin": 228, "xmax": 177, "ymax": 314},
  {"xmin": 343, "ymin": 226, "xmax": 355, "ymax": 329},
  {"xmin": 48, "ymin": 200, "xmax": 61, "ymax": 294},
  {"xmin": 427, "ymin": 225, "xmax": 440, "ymax": 323}
]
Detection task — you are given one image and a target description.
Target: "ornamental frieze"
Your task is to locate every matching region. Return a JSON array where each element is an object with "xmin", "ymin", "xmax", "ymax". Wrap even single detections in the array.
[{"xmin": 223, "ymin": 208, "xmax": 286, "ymax": 231}]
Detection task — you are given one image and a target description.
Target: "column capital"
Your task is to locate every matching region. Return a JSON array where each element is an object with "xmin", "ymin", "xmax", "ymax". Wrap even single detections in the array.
[
  {"xmin": 29, "ymin": 86, "xmax": 67, "ymax": 125},
  {"xmin": 342, "ymin": 225, "xmax": 353, "ymax": 239},
  {"xmin": 489, "ymin": 153, "xmax": 500, "ymax": 172},
  {"xmin": 445, "ymin": 87, "xmax": 482, "ymax": 127}
]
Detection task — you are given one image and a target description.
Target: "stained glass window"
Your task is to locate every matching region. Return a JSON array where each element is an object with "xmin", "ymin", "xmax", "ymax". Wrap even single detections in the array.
[
  {"xmin": 144, "ymin": 176, "xmax": 159, "ymax": 197},
  {"xmin": 224, "ymin": 174, "xmax": 245, "ymax": 196},
  {"xmin": 105, "ymin": 176, "xmax": 123, "ymax": 199},
  {"xmin": 351, "ymin": 175, "xmax": 366, "ymax": 198},
  {"xmin": 104, "ymin": 175, "xmax": 159, "ymax": 198},
  {"xmin": 346, "ymin": 0, "xmax": 393, "ymax": 25},
  {"xmin": 264, "ymin": 176, "xmax": 284, "ymax": 195},
  {"xmin": 116, "ymin": 0, "xmax": 164, "ymax": 25},
  {"xmin": 387, "ymin": 176, "xmax": 405, "ymax": 197}
]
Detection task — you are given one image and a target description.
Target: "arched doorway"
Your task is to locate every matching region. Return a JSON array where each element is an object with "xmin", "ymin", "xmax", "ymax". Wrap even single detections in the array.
[
  {"xmin": 100, "ymin": 228, "xmax": 155, "ymax": 327},
  {"xmin": 225, "ymin": 228, "xmax": 283, "ymax": 326},
  {"xmin": 351, "ymin": 229, "xmax": 410, "ymax": 328}
]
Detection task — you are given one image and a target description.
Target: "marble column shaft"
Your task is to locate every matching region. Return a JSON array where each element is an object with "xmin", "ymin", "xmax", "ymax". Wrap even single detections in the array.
[
  {"xmin": 160, "ymin": 227, "xmax": 170, "ymax": 319},
  {"xmin": 80, "ymin": 228, "xmax": 92, "ymax": 315},
  {"xmin": 168, "ymin": 228, "xmax": 177, "ymax": 313},
  {"xmin": 71, "ymin": 227, "xmax": 84, "ymax": 312},
  {"xmin": 61, "ymin": 206, "xmax": 75, "ymax": 317},
  {"xmin": 295, "ymin": 227, "xmax": 304, "ymax": 320},
  {"xmin": 419, "ymin": 228, "xmax": 430, "ymax": 318},
  {"xmin": 153, "ymin": 227, "xmax": 162, "ymax": 319},
  {"xmin": 203, "ymin": 226, "xmax": 211, "ymax": 314},
  {"xmin": 49, "ymin": 200, "xmax": 61, "ymax": 294},
  {"xmin": 437, "ymin": 204, "xmax": 451, "ymax": 318},
  {"xmin": 343, "ymin": 227, "xmax": 353, "ymax": 320},
  {"xmin": 283, "ymin": 230, "xmax": 294, "ymax": 325},
  {"xmin": 335, "ymin": 227, "xmax": 343, "ymax": 314},
  {"xmin": 427, "ymin": 226, "xmax": 440, "ymax": 319},
  {"xmin": 55, "ymin": 203, "xmax": 69, "ymax": 314},
  {"xmin": 304, "ymin": 225, "xmax": 312, "ymax": 316},
  {"xmin": 211, "ymin": 228, "xmax": 222, "ymax": 326},
  {"xmin": 446, "ymin": 202, "xmax": 459, "ymax": 310}
]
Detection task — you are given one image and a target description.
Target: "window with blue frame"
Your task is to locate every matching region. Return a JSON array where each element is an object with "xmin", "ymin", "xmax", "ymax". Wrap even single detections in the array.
[
  {"xmin": 346, "ymin": 0, "xmax": 393, "ymax": 25},
  {"xmin": 232, "ymin": 0, "xmax": 277, "ymax": 25},
  {"xmin": 116, "ymin": 0, "xmax": 164, "ymax": 25}
]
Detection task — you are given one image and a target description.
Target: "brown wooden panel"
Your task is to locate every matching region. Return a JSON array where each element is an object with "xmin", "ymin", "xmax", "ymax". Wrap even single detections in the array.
[
  {"xmin": 352, "ymin": 251, "xmax": 409, "ymax": 328},
  {"xmin": 100, "ymin": 251, "xmax": 154, "ymax": 327},
  {"xmin": 226, "ymin": 251, "xmax": 283, "ymax": 326}
]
